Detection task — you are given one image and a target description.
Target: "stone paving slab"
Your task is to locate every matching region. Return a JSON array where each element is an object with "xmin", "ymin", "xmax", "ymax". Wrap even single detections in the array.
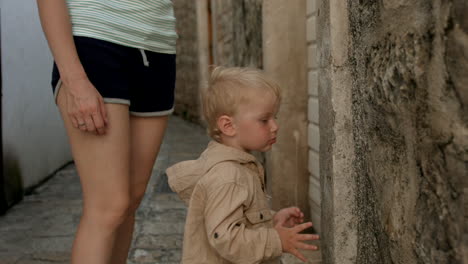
[{"xmin": 0, "ymin": 116, "xmax": 321, "ymax": 264}]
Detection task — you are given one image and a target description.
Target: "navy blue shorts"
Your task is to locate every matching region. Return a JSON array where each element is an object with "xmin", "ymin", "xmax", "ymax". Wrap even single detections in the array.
[{"xmin": 52, "ymin": 36, "xmax": 176, "ymax": 116}]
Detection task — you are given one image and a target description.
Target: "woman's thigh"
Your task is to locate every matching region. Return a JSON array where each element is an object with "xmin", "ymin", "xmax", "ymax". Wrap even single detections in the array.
[
  {"xmin": 128, "ymin": 115, "xmax": 168, "ymax": 204},
  {"xmin": 57, "ymin": 88, "xmax": 131, "ymax": 211}
]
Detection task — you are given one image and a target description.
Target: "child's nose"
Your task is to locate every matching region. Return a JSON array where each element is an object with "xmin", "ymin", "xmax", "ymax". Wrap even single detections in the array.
[{"xmin": 271, "ymin": 119, "xmax": 279, "ymax": 132}]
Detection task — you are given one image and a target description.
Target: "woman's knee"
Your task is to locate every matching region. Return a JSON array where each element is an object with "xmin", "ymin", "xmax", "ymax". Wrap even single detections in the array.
[
  {"xmin": 84, "ymin": 197, "xmax": 131, "ymax": 229},
  {"xmin": 129, "ymin": 189, "xmax": 146, "ymax": 213}
]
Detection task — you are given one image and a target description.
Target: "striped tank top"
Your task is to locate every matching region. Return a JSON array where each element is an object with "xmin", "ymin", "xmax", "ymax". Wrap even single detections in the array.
[{"xmin": 66, "ymin": 0, "xmax": 177, "ymax": 54}]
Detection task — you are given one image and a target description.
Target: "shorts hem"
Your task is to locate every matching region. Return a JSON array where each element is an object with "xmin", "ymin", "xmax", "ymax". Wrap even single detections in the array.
[
  {"xmin": 53, "ymin": 79, "xmax": 131, "ymax": 106},
  {"xmin": 130, "ymin": 107, "xmax": 174, "ymax": 117},
  {"xmin": 53, "ymin": 80, "xmax": 62, "ymax": 104},
  {"xmin": 103, "ymin": 98, "xmax": 131, "ymax": 105}
]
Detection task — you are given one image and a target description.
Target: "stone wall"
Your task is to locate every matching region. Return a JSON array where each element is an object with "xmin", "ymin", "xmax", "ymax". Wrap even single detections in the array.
[
  {"xmin": 350, "ymin": 0, "xmax": 467, "ymax": 263},
  {"xmin": 318, "ymin": 0, "xmax": 357, "ymax": 262},
  {"xmin": 306, "ymin": 0, "xmax": 321, "ymax": 232},
  {"xmin": 319, "ymin": 0, "xmax": 468, "ymax": 263},
  {"xmin": 172, "ymin": 0, "xmax": 203, "ymax": 123},
  {"xmin": 211, "ymin": 0, "xmax": 262, "ymax": 67},
  {"xmin": 173, "ymin": 0, "xmax": 262, "ymax": 123}
]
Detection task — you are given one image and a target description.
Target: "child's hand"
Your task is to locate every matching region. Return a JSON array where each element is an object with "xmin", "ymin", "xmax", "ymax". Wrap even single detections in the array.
[
  {"xmin": 274, "ymin": 207, "xmax": 304, "ymax": 228},
  {"xmin": 274, "ymin": 222, "xmax": 319, "ymax": 263}
]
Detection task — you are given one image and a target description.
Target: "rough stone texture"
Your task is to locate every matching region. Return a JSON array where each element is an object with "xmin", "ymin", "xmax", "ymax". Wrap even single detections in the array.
[
  {"xmin": 350, "ymin": 1, "xmax": 467, "ymax": 263},
  {"xmin": 319, "ymin": 0, "xmax": 467, "ymax": 263},
  {"xmin": 172, "ymin": 0, "xmax": 203, "ymax": 123},
  {"xmin": 173, "ymin": 0, "xmax": 262, "ymax": 124},
  {"xmin": 263, "ymin": 0, "xmax": 311, "ymax": 221},
  {"xmin": 317, "ymin": 0, "xmax": 358, "ymax": 263},
  {"xmin": 211, "ymin": 0, "xmax": 263, "ymax": 67}
]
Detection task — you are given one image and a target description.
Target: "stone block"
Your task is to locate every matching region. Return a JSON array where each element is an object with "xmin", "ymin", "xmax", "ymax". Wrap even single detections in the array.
[
  {"xmin": 130, "ymin": 248, "xmax": 181, "ymax": 263},
  {"xmin": 308, "ymin": 150, "xmax": 320, "ymax": 177},
  {"xmin": 308, "ymin": 123, "xmax": 320, "ymax": 152},
  {"xmin": 308, "ymin": 44, "xmax": 318, "ymax": 69},
  {"xmin": 308, "ymin": 70, "xmax": 319, "ymax": 96},
  {"xmin": 134, "ymin": 234, "xmax": 183, "ymax": 249},
  {"xmin": 0, "ymin": 254, "xmax": 22, "ymax": 264},
  {"xmin": 306, "ymin": 0, "xmax": 318, "ymax": 16},
  {"xmin": 309, "ymin": 200, "xmax": 321, "ymax": 232},
  {"xmin": 141, "ymin": 221, "xmax": 185, "ymax": 236},
  {"xmin": 309, "ymin": 175, "xmax": 321, "ymax": 205},
  {"xmin": 308, "ymin": 97, "xmax": 319, "ymax": 125},
  {"xmin": 307, "ymin": 16, "xmax": 317, "ymax": 43}
]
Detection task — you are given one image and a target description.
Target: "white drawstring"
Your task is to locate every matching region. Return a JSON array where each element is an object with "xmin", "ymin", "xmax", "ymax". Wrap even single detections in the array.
[{"xmin": 139, "ymin": 49, "xmax": 150, "ymax": 67}]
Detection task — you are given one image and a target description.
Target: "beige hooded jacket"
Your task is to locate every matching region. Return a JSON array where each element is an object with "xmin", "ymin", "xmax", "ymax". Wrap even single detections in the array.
[{"xmin": 166, "ymin": 141, "xmax": 283, "ymax": 264}]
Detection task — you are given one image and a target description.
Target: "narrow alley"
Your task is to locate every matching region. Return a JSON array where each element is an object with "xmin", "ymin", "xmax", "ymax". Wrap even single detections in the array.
[
  {"xmin": 1, "ymin": 1, "xmax": 466, "ymax": 263},
  {"xmin": 0, "ymin": 116, "xmax": 321, "ymax": 264}
]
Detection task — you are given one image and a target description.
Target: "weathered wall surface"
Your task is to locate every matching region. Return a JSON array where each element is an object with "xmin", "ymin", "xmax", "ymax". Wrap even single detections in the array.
[
  {"xmin": 173, "ymin": 0, "xmax": 262, "ymax": 123},
  {"xmin": 318, "ymin": 0, "xmax": 358, "ymax": 262},
  {"xmin": 173, "ymin": 0, "xmax": 202, "ymax": 123},
  {"xmin": 320, "ymin": 0, "xmax": 467, "ymax": 263},
  {"xmin": 211, "ymin": 0, "xmax": 262, "ymax": 67},
  {"xmin": 337, "ymin": 0, "xmax": 467, "ymax": 263},
  {"xmin": 263, "ymin": 0, "xmax": 310, "ymax": 222}
]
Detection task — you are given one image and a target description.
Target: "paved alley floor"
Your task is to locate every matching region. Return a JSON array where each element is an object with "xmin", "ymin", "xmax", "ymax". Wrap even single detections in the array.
[{"xmin": 0, "ymin": 116, "xmax": 321, "ymax": 264}]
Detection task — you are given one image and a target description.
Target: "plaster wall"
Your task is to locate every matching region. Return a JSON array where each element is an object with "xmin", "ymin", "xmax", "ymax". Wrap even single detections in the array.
[
  {"xmin": 263, "ymin": 0, "xmax": 310, "ymax": 219},
  {"xmin": 1, "ymin": 1, "xmax": 71, "ymax": 204}
]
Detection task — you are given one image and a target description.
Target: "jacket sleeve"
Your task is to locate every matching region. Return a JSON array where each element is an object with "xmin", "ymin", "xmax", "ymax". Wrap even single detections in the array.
[{"xmin": 204, "ymin": 182, "xmax": 283, "ymax": 263}]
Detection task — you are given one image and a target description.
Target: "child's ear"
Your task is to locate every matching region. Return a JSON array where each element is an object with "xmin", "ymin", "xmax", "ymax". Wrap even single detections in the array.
[{"xmin": 217, "ymin": 115, "xmax": 236, "ymax": 137}]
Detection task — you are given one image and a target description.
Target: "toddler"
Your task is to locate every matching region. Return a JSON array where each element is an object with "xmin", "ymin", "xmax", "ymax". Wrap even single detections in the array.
[{"xmin": 167, "ymin": 67, "xmax": 319, "ymax": 263}]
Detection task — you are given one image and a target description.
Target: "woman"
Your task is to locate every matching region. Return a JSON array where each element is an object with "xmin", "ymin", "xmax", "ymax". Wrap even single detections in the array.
[{"xmin": 36, "ymin": 1, "xmax": 177, "ymax": 263}]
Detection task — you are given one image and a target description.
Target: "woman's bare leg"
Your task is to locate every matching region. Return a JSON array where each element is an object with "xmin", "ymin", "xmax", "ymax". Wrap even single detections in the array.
[
  {"xmin": 57, "ymin": 88, "xmax": 132, "ymax": 264},
  {"xmin": 111, "ymin": 115, "xmax": 169, "ymax": 263}
]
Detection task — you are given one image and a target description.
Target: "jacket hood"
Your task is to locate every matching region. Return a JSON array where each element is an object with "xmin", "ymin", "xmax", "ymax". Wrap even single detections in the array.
[{"xmin": 166, "ymin": 141, "xmax": 258, "ymax": 204}]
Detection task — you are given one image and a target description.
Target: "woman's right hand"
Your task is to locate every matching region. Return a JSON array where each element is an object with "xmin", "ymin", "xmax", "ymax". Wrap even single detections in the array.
[
  {"xmin": 64, "ymin": 78, "xmax": 108, "ymax": 135},
  {"xmin": 37, "ymin": 0, "xmax": 107, "ymax": 135}
]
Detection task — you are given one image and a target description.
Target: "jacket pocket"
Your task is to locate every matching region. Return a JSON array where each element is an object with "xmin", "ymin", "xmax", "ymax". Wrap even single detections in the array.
[{"xmin": 245, "ymin": 208, "xmax": 272, "ymax": 224}]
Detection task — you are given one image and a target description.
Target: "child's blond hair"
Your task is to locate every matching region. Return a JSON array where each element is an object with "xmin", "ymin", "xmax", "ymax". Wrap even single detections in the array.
[{"xmin": 202, "ymin": 66, "xmax": 281, "ymax": 141}]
